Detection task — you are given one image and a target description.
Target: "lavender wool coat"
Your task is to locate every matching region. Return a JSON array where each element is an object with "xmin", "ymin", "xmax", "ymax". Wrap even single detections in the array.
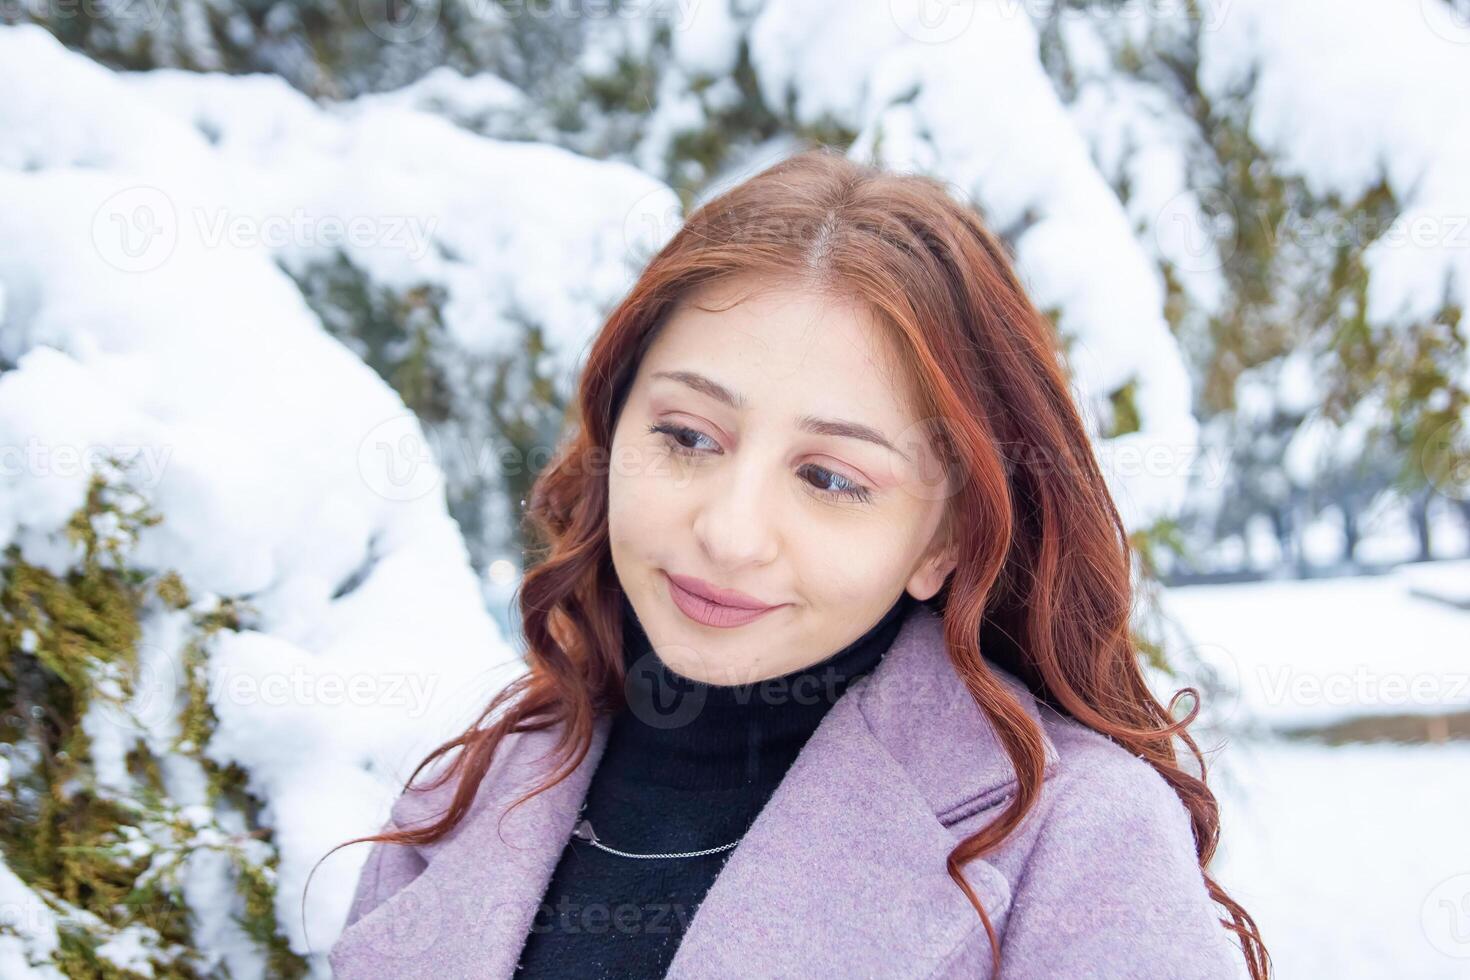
[{"xmin": 328, "ymin": 602, "xmax": 1245, "ymax": 979}]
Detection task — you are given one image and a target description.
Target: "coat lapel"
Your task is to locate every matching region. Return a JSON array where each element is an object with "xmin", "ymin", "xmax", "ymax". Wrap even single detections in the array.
[
  {"xmin": 329, "ymin": 602, "xmax": 1059, "ymax": 979},
  {"xmin": 662, "ymin": 694, "xmax": 1008, "ymax": 978},
  {"xmin": 858, "ymin": 604, "xmax": 1061, "ymax": 824},
  {"xmin": 328, "ymin": 717, "xmax": 614, "ymax": 979},
  {"xmin": 664, "ymin": 603, "xmax": 1059, "ymax": 980}
]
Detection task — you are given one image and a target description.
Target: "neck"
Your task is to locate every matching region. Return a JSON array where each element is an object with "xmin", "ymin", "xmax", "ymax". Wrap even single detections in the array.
[{"xmin": 607, "ymin": 591, "xmax": 916, "ymax": 791}]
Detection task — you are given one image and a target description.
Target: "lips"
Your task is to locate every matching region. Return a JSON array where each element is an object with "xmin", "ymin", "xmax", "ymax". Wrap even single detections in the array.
[
  {"xmin": 665, "ymin": 572, "xmax": 776, "ymax": 609},
  {"xmin": 664, "ymin": 571, "xmax": 786, "ymax": 629}
]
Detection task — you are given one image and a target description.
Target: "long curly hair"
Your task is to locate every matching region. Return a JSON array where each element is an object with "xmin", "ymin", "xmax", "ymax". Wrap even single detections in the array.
[{"xmin": 328, "ymin": 145, "xmax": 1270, "ymax": 979}]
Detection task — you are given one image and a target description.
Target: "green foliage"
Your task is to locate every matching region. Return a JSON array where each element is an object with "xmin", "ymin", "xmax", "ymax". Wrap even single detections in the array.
[
  {"xmin": 1077, "ymin": 13, "xmax": 1470, "ymax": 568},
  {"xmin": 791, "ymin": 113, "xmax": 858, "ymax": 159},
  {"xmin": 288, "ymin": 250, "xmax": 573, "ymax": 568},
  {"xmin": 1128, "ymin": 518, "xmax": 1191, "ymax": 678},
  {"xmin": 1105, "ymin": 377, "xmax": 1143, "ymax": 438},
  {"xmin": 288, "ymin": 252, "xmax": 455, "ymax": 425},
  {"xmin": 581, "ymin": 46, "xmax": 661, "ymax": 116},
  {"xmin": 666, "ymin": 41, "xmax": 783, "ymax": 197},
  {"xmin": 0, "ymin": 468, "xmax": 307, "ymax": 978}
]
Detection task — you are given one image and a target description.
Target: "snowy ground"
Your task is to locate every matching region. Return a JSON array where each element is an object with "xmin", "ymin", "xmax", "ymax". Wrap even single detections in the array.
[
  {"xmin": 1161, "ymin": 562, "xmax": 1470, "ymax": 731},
  {"xmin": 1210, "ymin": 738, "xmax": 1470, "ymax": 980},
  {"xmin": 1163, "ymin": 569, "xmax": 1470, "ymax": 978}
]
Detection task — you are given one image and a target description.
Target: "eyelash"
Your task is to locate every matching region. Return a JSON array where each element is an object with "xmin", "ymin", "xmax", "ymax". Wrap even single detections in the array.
[{"xmin": 646, "ymin": 422, "xmax": 874, "ymax": 504}]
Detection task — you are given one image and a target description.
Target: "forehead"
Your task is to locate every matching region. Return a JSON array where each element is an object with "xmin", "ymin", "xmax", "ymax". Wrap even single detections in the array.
[{"xmin": 641, "ymin": 277, "xmax": 918, "ymax": 421}]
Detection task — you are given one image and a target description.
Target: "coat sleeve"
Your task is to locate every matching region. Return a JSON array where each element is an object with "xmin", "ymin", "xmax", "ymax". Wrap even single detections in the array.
[{"xmin": 997, "ymin": 747, "xmax": 1246, "ymax": 979}]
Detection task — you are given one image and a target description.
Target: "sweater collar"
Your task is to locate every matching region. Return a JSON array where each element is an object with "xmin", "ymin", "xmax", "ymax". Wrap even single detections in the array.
[{"xmin": 608, "ymin": 591, "xmax": 918, "ymax": 790}]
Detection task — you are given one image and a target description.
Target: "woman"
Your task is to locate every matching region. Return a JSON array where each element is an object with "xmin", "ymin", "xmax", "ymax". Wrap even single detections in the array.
[{"xmin": 326, "ymin": 147, "xmax": 1270, "ymax": 979}]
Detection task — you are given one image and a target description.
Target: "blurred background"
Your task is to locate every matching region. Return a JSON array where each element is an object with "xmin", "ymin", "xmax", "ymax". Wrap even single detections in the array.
[{"xmin": 0, "ymin": 1, "xmax": 1467, "ymax": 977}]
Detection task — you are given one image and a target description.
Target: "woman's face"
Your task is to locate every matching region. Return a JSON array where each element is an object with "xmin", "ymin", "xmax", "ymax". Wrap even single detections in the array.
[{"xmin": 607, "ymin": 274, "xmax": 958, "ymax": 685}]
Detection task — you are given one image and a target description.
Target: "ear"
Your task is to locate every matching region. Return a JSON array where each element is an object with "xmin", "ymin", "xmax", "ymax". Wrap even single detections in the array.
[{"xmin": 905, "ymin": 525, "xmax": 958, "ymax": 602}]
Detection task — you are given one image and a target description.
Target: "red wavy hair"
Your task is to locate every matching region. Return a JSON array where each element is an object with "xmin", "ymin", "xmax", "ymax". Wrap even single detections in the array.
[{"xmin": 325, "ymin": 145, "xmax": 1269, "ymax": 979}]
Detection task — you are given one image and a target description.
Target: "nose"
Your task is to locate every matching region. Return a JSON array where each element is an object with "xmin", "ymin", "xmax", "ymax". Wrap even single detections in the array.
[{"xmin": 690, "ymin": 451, "xmax": 781, "ymax": 572}]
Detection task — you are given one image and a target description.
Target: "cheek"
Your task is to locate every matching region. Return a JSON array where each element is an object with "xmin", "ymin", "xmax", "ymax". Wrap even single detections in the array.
[
  {"xmin": 606, "ymin": 462, "xmax": 646, "ymax": 551},
  {"xmin": 793, "ymin": 521, "xmax": 915, "ymax": 604},
  {"xmin": 607, "ymin": 440, "xmax": 681, "ymax": 546}
]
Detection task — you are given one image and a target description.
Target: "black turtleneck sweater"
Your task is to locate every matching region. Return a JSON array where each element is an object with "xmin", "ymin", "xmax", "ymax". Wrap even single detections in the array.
[{"xmin": 512, "ymin": 590, "xmax": 916, "ymax": 979}]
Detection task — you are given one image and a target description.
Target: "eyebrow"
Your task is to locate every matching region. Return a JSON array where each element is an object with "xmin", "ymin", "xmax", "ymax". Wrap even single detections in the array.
[{"xmin": 651, "ymin": 369, "xmax": 912, "ymax": 463}]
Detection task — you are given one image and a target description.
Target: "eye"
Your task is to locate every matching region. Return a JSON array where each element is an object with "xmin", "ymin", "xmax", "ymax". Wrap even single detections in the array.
[
  {"xmin": 646, "ymin": 422, "xmax": 873, "ymax": 505},
  {"xmin": 798, "ymin": 463, "xmax": 873, "ymax": 504},
  {"xmin": 647, "ymin": 421, "xmax": 718, "ymax": 455}
]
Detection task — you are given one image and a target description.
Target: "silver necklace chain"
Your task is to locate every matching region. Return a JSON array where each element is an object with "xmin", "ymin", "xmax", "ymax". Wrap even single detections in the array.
[{"xmin": 570, "ymin": 804, "xmax": 743, "ymax": 860}]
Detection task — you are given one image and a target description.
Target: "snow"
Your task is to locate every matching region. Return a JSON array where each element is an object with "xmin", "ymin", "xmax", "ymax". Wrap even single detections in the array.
[
  {"xmin": 0, "ymin": 862, "xmax": 64, "ymax": 977},
  {"xmin": 1199, "ymin": 0, "xmax": 1470, "ymax": 333},
  {"xmin": 747, "ymin": 0, "xmax": 1200, "ymax": 531},
  {"xmin": 672, "ymin": 0, "xmax": 742, "ymax": 77},
  {"xmin": 351, "ymin": 64, "xmax": 528, "ymax": 120},
  {"xmin": 1213, "ymin": 738, "xmax": 1470, "ymax": 980},
  {"xmin": 0, "ymin": 21, "xmax": 674, "ymax": 973},
  {"xmin": 1161, "ymin": 568, "xmax": 1470, "ymax": 729},
  {"xmin": 1159, "ymin": 569, "xmax": 1470, "ymax": 978},
  {"xmin": 2, "ymin": 5, "xmax": 1467, "ymax": 977},
  {"xmin": 1399, "ymin": 559, "xmax": 1470, "ymax": 609},
  {"xmin": 95, "ymin": 924, "xmax": 161, "ymax": 977},
  {"xmin": 0, "ymin": 150, "xmax": 518, "ymax": 960}
]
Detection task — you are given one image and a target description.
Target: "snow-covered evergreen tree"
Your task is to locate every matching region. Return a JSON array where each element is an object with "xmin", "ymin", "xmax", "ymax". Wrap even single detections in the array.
[{"xmin": 2, "ymin": 2, "xmax": 1467, "ymax": 974}]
